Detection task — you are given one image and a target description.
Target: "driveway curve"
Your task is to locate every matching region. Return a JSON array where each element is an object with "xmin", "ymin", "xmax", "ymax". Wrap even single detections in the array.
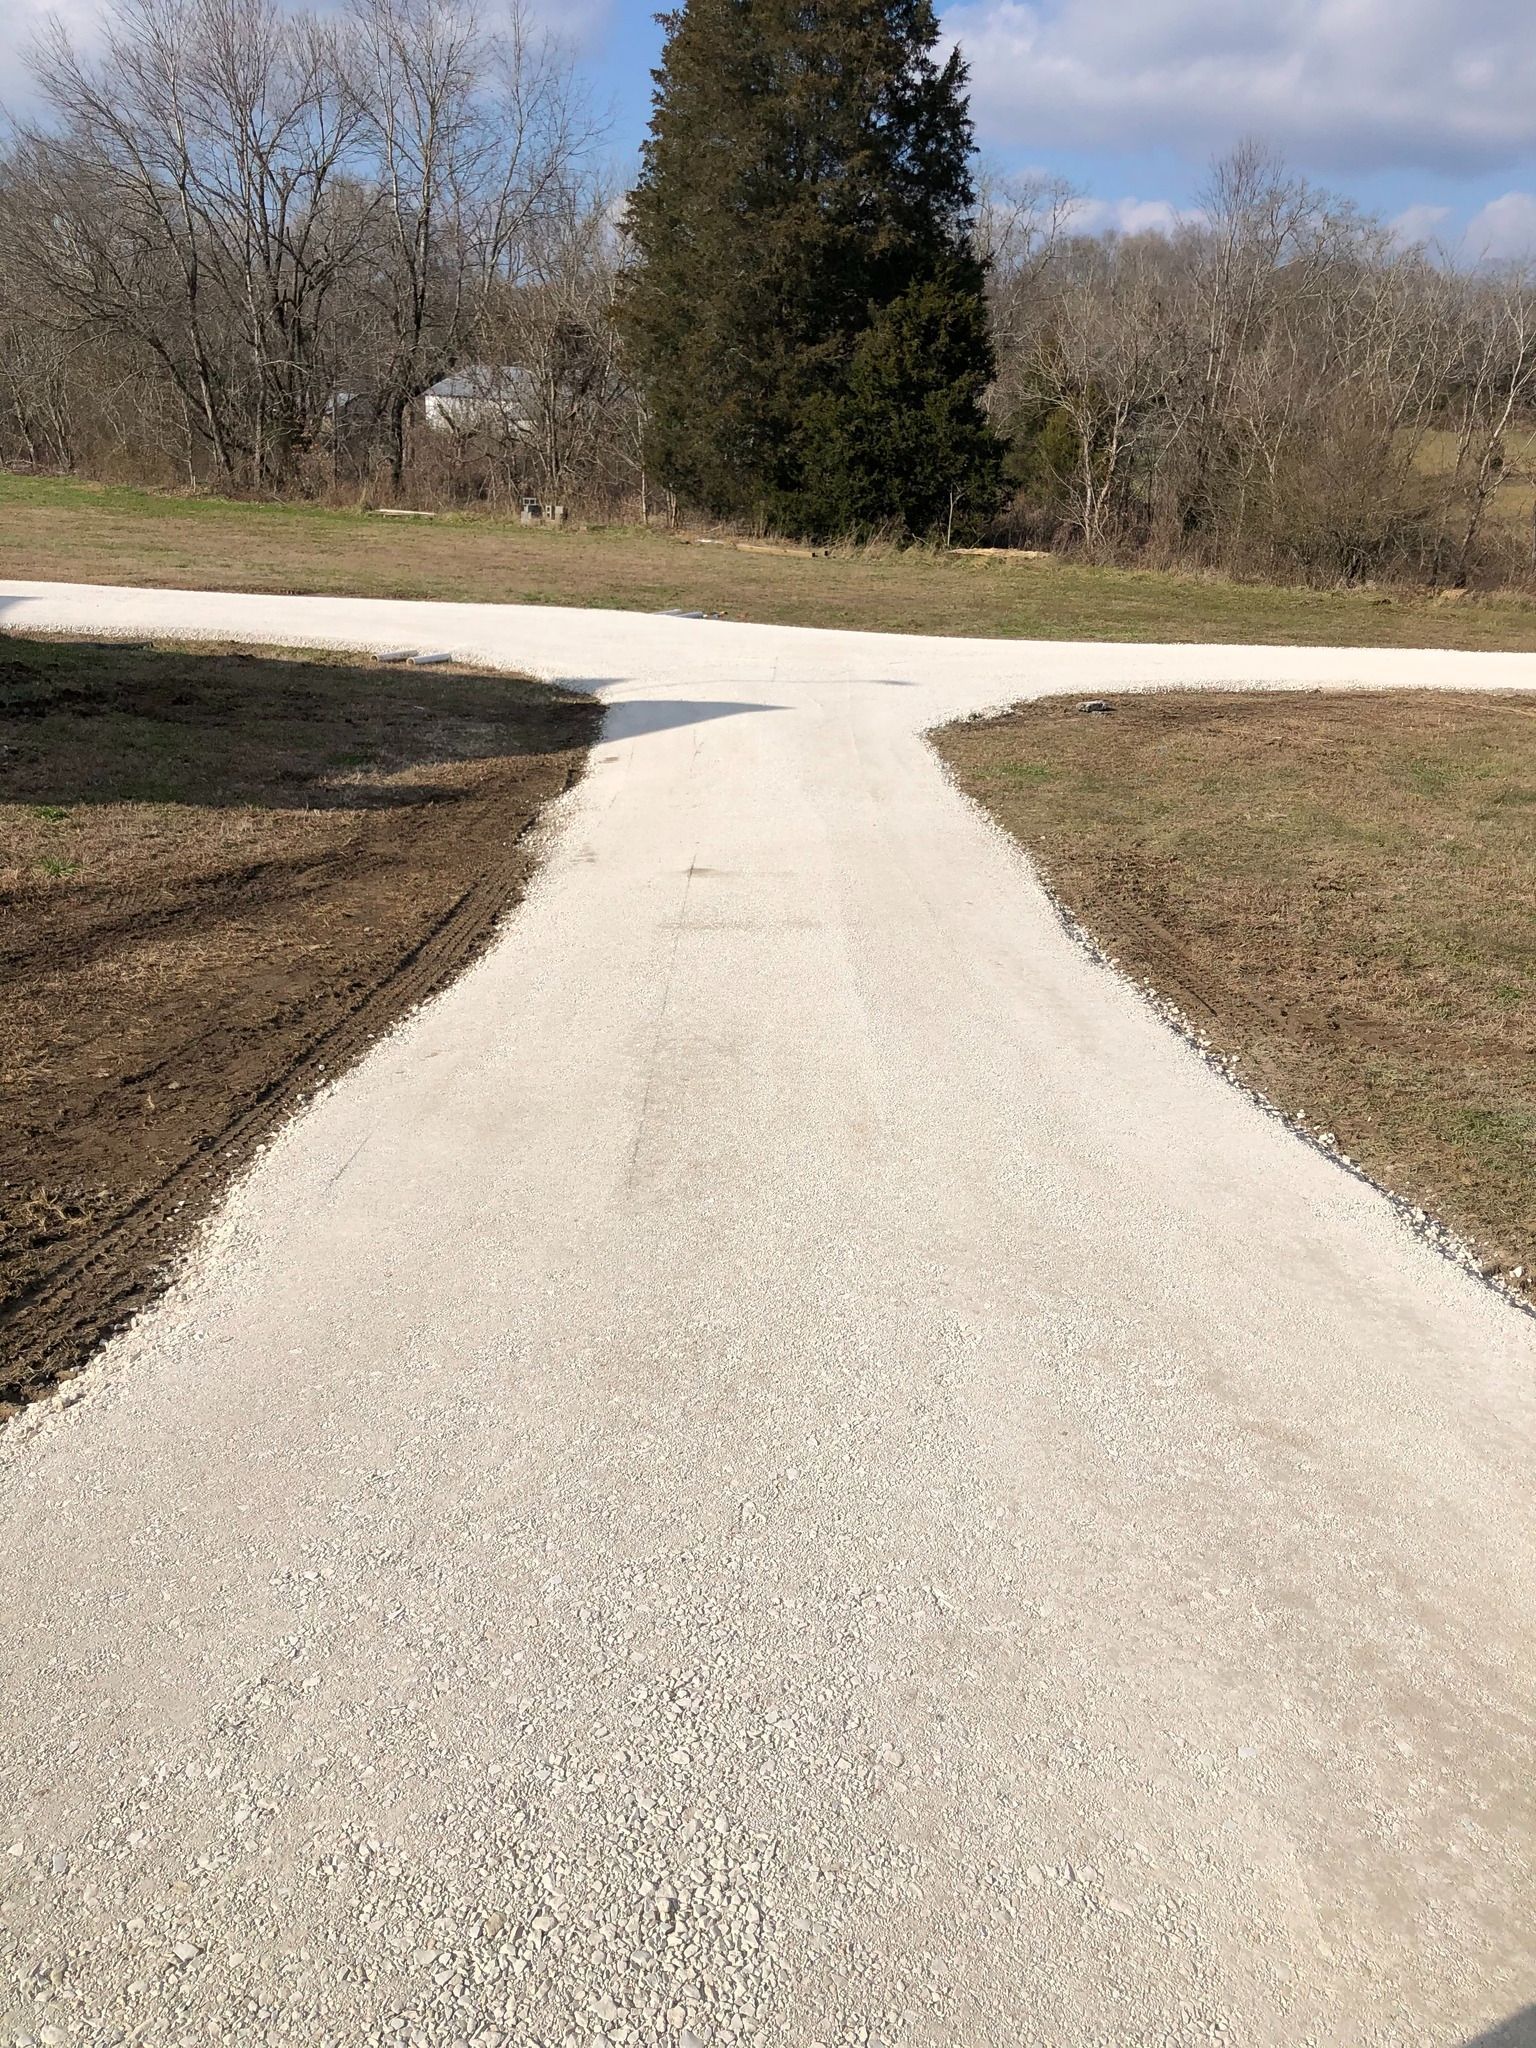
[{"xmin": 2, "ymin": 580, "xmax": 1535, "ymax": 2048}]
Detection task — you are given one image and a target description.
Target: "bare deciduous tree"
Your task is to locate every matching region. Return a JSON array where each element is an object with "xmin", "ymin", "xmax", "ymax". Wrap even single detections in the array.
[
  {"xmin": 983, "ymin": 145, "xmax": 1536, "ymax": 587},
  {"xmin": 1, "ymin": 0, "xmax": 591, "ymax": 496},
  {"xmin": 350, "ymin": 0, "xmax": 587, "ymax": 488}
]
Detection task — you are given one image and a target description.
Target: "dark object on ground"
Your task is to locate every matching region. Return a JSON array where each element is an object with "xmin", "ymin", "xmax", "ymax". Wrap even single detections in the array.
[
  {"xmin": 0, "ymin": 635, "xmax": 598, "ymax": 1413},
  {"xmin": 936, "ymin": 688, "xmax": 1536, "ymax": 1302}
]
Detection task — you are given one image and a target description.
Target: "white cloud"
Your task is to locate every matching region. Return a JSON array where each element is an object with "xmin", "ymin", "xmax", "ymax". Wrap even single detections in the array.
[
  {"xmin": 1064, "ymin": 194, "xmax": 1185, "ymax": 236},
  {"xmin": 1388, "ymin": 203, "xmax": 1453, "ymax": 249},
  {"xmin": 4, "ymin": 0, "xmax": 107, "ymax": 60},
  {"xmin": 1, "ymin": 0, "xmax": 611, "ymax": 90},
  {"xmin": 1465, "ymin": 190, "xmax": 1536, "ymax": 261},
  {"xmin": 944, "ymin": 0, "xmax": 1536, "ymax": 177}
]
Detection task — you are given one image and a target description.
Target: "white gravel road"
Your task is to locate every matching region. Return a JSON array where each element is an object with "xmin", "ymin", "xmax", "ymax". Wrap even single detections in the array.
[{"xmin": 2, "ymin": 579, "xmax": 1535, "ymax": 2048}]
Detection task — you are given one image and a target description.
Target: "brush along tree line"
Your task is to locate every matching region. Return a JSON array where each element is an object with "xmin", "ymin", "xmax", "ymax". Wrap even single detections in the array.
[{"xmin": 2, "ymin": 0, "xmax": 1535, "ymax": 575}]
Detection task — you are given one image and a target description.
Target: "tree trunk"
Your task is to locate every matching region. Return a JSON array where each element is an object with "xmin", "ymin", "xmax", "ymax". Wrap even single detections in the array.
[{"xmin": 389, "ymin": 393, "xmax": 408, "ymax": 496}]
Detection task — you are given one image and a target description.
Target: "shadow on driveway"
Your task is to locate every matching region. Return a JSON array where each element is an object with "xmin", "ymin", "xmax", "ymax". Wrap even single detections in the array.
[
  {"xmin": 1464, "ymin": 2011, "xmax": 1536, "ymax": 2047},
  {"xmin": 600, "ymin": 698, "xmax": 788, "ymax": 739}
]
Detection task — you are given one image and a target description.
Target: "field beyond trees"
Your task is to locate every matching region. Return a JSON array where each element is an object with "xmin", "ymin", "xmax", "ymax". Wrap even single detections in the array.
[
  {"xmin": 936, "ymin": 689, "xmax": 1536, "ymax": 1303},
  {"xmin": 9, "ymin": 474, "xmax": 1536, "ymax": 652},
  {"xmin": 0, "ymin": 634, "xmax": 597, "ymax": 1409}
]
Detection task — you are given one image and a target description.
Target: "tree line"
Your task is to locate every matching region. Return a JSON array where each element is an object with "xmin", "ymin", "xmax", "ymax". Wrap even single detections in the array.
[
  {"xmin": 2, "ymin": 0, "xmax": 1534, "ymax": 589},
  {"xmin": 984, "ymin": 149, "xmax": 1536, "ymax": 586},
  {"xmin": 0, "ymin": 0, "xmax": 614, "ymax": 503}
]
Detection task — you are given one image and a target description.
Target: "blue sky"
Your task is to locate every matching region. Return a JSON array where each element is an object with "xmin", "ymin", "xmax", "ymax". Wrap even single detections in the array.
[
  {"xmin": 572, "ymin": 0, "xmax": 1536, "ymax": 259},
  {"xmin": 9, "ymin": 0, "xmax": 1536, "ymax": 257}
]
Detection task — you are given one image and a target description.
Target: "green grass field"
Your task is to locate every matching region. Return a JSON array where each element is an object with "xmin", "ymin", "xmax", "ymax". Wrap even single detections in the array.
[
  {"xmin": 7, "ymin": 472, "xmax": 1536, "ymax": 649},
  {"xmin": 1416, "ymin": 426, "xmax": 1536, "ymax": 534}
]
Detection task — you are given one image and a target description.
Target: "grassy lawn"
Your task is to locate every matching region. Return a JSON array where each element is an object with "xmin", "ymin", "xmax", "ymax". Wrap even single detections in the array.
[
  {"xmin": 0, "ymin": 634, "xmax": 598, "ymax": 1409},
  {"xmin": 935, "ymin": 689, "xmax": 1536, "ymax": 1300},
  {"xmin": 1416, "ymin": 425, "xmax": 1536, "ymax": 534},
  {"xmin": 8, "ymin": 472, "xmax": 1536, "ymax": 649}
]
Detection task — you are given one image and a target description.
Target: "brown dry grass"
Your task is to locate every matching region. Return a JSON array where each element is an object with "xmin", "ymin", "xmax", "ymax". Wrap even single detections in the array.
[
  {"xmin": 9, "ymin": 472, "xmax": 1536, "ymax": 649},
  {"xmin": 934, "ymin": 689, "xmax": 1536, "ymax": 1298}
]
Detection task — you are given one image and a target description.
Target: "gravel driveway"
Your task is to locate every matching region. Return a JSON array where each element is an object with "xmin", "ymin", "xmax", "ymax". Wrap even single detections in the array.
[{"xmin": 2, "ymin": 580, "xmax": 1534, "ymax": 2048}]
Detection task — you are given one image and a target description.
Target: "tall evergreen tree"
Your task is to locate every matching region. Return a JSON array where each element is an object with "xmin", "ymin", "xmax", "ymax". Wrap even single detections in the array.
[{"xmin": 621, "ymin": 0, "xmax": 1001, "ymax": 538}]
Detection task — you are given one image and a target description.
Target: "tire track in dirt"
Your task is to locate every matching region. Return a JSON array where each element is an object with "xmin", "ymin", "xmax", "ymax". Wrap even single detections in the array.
[{"xmin": 1, "ymin": 643, "xmax": 596, "ymax": 1413}]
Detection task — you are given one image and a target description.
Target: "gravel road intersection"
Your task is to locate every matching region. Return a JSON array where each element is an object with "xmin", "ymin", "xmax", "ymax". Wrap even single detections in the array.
[{"xmin": 1, "ymin": 581, "xmax": 1534, "ymax": 2047}]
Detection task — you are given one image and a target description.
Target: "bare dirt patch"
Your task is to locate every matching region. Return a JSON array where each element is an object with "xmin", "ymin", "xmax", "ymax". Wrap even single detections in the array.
[
  {"xmin": 935, "ymin": 689, "xmax": 1536, "ymax": 1300},
  {"xmin": 1, "ymin": 635, "xmax": 598, "ymax": 1412}
]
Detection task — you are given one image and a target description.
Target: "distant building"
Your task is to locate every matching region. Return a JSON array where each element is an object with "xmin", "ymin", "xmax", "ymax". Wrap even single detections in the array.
[{"xmin": 422, "ymin": 366, "xmax": 538, "ymax": 437}]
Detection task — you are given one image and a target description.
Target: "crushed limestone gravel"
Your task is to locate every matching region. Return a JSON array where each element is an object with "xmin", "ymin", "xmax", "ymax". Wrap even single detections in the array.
[{"xmin": 1, "ymin": 582, "xmax": 1535, "ymax": 2045}]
